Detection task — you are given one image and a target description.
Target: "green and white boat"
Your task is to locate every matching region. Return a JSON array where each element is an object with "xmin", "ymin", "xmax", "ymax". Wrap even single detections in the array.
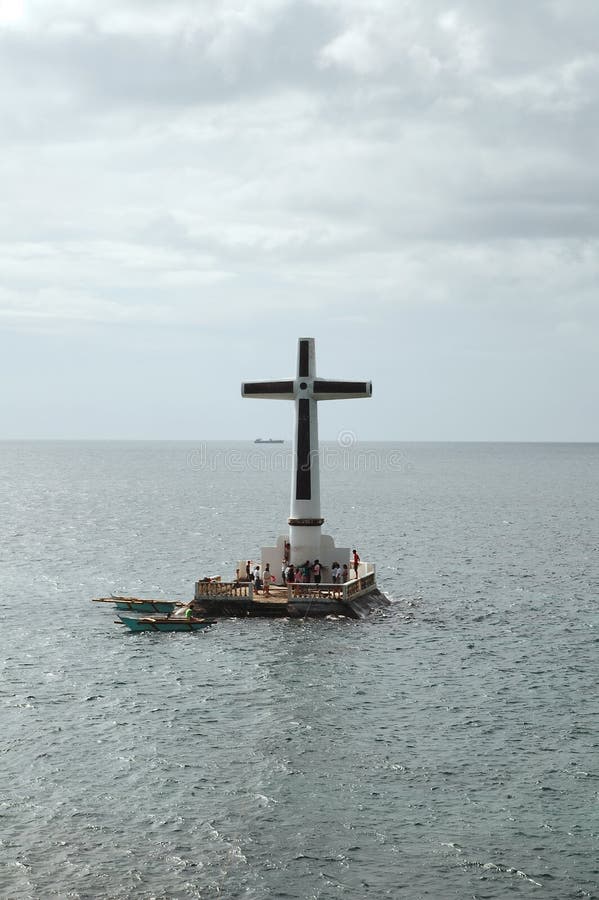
[{"xmin": 116, "ymin": 614, "xmax": 217, "ymax": 633}]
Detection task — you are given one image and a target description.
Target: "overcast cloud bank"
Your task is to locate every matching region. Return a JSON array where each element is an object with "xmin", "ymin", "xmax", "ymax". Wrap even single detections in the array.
[{"xmin": 1, "ymin": 0, "xmax": 597, "ymax": 439}]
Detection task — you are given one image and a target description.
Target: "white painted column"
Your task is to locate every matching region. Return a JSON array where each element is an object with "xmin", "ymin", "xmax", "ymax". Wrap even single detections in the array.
[
  {"xmin": 288, "ymin": 339, "xmax": 323, "ymax": 564},
  {"xmin": 241, "ymin": 336, "xmax": 372, "ymax": 570}
]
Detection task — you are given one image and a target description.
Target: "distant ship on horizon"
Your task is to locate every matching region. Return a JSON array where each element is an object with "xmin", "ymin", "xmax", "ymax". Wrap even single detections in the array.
[{"xmin": 254, "ymin": 438, "xmax": 285, "ymax": 444}]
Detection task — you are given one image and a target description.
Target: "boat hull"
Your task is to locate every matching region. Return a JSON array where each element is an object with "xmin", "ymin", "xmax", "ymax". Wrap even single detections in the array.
[
  {"xmin": 113, "ymin": 600, "xmax": 180, "ymax": 614},
  {"xmin": 116, "ymin": 615, "xmax": 216, "ymax": 633}
]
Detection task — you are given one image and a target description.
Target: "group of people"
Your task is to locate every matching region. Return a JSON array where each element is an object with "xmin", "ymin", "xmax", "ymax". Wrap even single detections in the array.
[
  {"xmin": 282, "ymin": 559, "xmax": 323, "ymax": 585},
  {"xmin": 245, "ymin": 561, "xmax": 274, "ymax": 594},
  {"xmin": 244, "ymin": 548, "xmax": 361, "ymax": 594},
  {"xmin": 330, "ymin": 562, "xmax": 348, "ymax": 584},
  {"xmin": 332, "ymin": 550, "xmax": 361, "ymax": 583}
]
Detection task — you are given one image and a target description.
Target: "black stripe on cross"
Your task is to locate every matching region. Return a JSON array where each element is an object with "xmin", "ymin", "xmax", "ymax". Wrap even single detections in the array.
[
  {"xmin": 312, "ymin": 380, "xmax": 372, "ymax": 395},
  {"xmin": 298, "ymin": 340, "xmax": 310, "ymax": 378},
  {"xmin": 243, "ymin": 380, "xmax": 295, "ymax": 395},
  {"xmin": 296, "ymin": 398, "xmax": 311, "ymax": 500}
]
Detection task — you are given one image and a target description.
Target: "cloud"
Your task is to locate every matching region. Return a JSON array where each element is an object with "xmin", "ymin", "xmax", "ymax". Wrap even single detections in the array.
[
  {"xmin": 1, "ymin": 1, "xmax": 598, "ymax": 437},
  {"xmin": 0, "ymin": 0, "xmax": 24, "ymax": 23},
  {"xmin": 319, "ymin": 3, "xmax": 485, "ymax": 77}
]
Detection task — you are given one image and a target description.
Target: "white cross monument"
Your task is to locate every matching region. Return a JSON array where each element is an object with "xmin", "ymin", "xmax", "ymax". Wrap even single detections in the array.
[{"xmin": 242, "ymin": 337, "xmax": 372, "ymax": 576}]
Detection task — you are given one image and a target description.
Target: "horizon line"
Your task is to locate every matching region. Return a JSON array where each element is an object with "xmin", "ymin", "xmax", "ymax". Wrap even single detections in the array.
[{"xmin": 1, "ymin": 437, "xmax": 598, "ymax": 445}]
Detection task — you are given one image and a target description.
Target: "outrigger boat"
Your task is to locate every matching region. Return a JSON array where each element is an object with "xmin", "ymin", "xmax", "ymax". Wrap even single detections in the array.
[
  {"xmin": 116, "ymin": 614, "xmax": 217, "ymax": 633},
  {"xmin": 93, "ymin": 596, "xmax": 184, "ymax": 615}
]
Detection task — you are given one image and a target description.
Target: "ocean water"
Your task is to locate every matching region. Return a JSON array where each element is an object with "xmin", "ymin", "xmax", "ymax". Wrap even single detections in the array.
[{"xmin": 1, "ymin": 441, "xmax": 598, "ymax": 900}]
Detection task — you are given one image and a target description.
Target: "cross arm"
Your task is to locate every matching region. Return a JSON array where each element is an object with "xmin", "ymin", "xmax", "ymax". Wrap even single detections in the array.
[
  {"xmin": 242, "ymin": 380, "xmax": 295, "ymax": 400},
  {"xmin": 312, "ymin": 379, "xmax": 372, "ymax": 401}
]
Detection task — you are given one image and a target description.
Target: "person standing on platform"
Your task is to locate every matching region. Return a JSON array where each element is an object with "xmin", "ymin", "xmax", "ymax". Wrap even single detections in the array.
[
  {"xmin": 302, "ymin": 560, "xmax": 311, "ymax": 583},
  {"xmin": 342, "ymin": 564, "xmax": 349, "ymax": 582},
  {"xmin": 313, "ymin": 559, "xmax": 322, "ymax": 584},
  {"xmin": 246, "ymin": 560, "xmax": 252, "ymax": 581},
  {"xmin": 352, "ymin": 549, "xmax": 360, "ymax": 579},
  {"xmin": 253, "ymin": 564, "xmax": 262, "ymax": 591},
  {"xmin": 281, "ymin": 561, "xmax": 287, "ymax": 585},
  {"xmin": 263, "ymin": 564, "xmax": 272, "ymax": 595}
]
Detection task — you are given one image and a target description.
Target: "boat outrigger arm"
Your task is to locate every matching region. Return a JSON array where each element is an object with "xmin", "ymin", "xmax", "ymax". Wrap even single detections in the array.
[{"xmin": 242, "ymin": 337, "xmax": 372, "ymax": 565}]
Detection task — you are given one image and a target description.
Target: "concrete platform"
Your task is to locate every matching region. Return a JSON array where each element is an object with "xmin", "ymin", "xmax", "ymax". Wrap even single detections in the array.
[{"xmin": 193, "ymin": 573, "xmax": 390, "ymax": 619}]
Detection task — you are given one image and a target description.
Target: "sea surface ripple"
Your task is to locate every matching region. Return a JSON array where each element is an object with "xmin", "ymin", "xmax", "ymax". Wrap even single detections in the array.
[{"xmin": 1, "ymin": 441, "xmax": 598, "ymax": 899}]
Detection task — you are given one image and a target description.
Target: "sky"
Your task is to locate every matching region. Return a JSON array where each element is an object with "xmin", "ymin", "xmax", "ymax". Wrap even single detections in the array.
[{"xmin": 1, "ymin": 0, "xmax": 598, "ymax": 441}]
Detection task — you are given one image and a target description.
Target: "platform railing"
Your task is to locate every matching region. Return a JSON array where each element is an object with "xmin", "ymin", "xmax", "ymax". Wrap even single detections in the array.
[
  {"xmin": 194, "ymin": 572, "xmax": 375, "ymax": 603},
  {"xmin": 288, "ymin": 571, "xmax": 376, "ymax": 603},
  {"xmin": 345, "ymin": 571, "xmax": 376, "ymax": 600},
  {"xmin": 195, "ymin": 580, "xmax": 253, "ymax": 600},
  {"xmin": 288, "ymin": 583, "xmax": 344, "ymax": 601}
]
